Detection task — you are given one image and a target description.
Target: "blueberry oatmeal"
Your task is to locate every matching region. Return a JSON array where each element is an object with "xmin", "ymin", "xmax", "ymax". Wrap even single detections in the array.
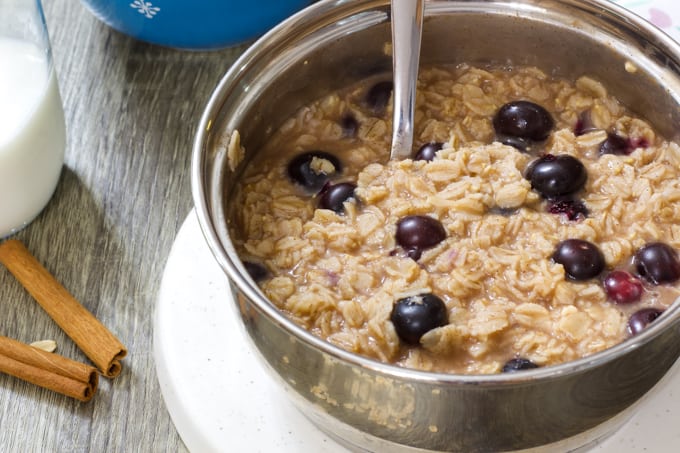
[{"xmin": 231, "ymin": 64, "xmax": 680, "ymax": 374}]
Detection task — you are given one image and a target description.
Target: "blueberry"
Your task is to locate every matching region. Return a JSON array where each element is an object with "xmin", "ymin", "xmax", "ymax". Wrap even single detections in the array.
[
  {"xmin": 390, "ymin": 293, "xmax": 448, "ymax": 344},
  {"xmin": 287, "ymin": 151, "xmax": 342, "ymax": 191},
  {"xmin": 634, "ymin": 242, "xmax": 680, "ymax": 284},
  {"xmin": 243, "ymin": 261, "xmax": 269, "ymax": 282},
  {"xmin": 552, "ymin": 239, "xmax": 605, "ymax": 281},
  {"xmin": 629, "ymin": 136, "xmax": 650, "ymax": 150},
  {"xmin": 527, "ymin": 154, "xmax": 587, "ymax": 198},
  {"xmin": 501, "ymin": 358, "xmax": 539, "ymax": 373},
  {"xmin": 599, "ymin": 132, "xmax": 629, "ymax": 155},
  {"xmin": 574, "ymin": 111, "xmax": 597, "ymax": 136},
  {"xmin": 395, "ymin": 216, "xmax": 446, "ymax": 260},
  {"xmin": 547, "ymin": 198, "xmax": 588, "ymax": 221},
  {"xmin": 628, "ymin": 308, "xmax": 664, "ymax": 336},
  {"xmin": 365, "ymin": 81, "xmax": 393, "ymax": 114},
  {"xmin": 318, "ymin": 182, "xmax": 357, "ymax": 213},
  {"xmin": 603, "ymin": 270, "xmax": 643, "ymax": 304},
  {"xmin": 414, "ymin": 142, "xmax": 443, "ymax": 161},
  {"xmin": 406, "ymin": 248, "xmax": 423, "ymax": 261},
  {"xmin": 498, "ymin": 135, "xmax": 533, "ymax": 152},
  {"xmin": 493, "ymin": 101, "xmax": 554, "ymax": 142},
  {"xmin": 340, "ymin": 114, "xmax": 359, "ymax": 137}
]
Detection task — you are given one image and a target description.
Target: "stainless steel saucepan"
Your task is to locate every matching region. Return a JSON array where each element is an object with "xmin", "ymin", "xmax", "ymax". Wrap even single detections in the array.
[{"xmin": 192, "ymin": 1, "xmax": 680, "ymax": 451}]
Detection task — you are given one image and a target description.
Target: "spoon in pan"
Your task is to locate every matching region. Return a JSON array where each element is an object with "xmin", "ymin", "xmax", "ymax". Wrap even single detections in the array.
[{"xmin": 390, "ymin": 0, "xmax": 425, "ymax": 160}]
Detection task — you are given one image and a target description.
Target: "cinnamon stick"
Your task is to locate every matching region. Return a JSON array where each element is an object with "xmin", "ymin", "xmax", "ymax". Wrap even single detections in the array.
[
  {"xmin": 0, "ymin": 240, "xmax": 127, "ymax": 378},
  {"xmin": 0, "ymin": 335, "xmax": 97, "ymax": 401}
]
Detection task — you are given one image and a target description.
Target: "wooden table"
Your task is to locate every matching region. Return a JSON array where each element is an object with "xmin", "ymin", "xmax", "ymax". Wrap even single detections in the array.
[{"xmin": 0, "ymin": 1, "xmax": 247, "ymax": 450}]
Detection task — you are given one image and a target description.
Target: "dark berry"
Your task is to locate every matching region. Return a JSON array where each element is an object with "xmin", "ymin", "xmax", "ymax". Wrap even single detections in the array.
[
  {"xmin": 365, "ymin": 81, "xmax": 393, "ymax": 114},
  {"xmin": 634, "ymin": 242, "xmax": 680, "ymax": 284},
  {"xmin": 603, "ymin": 270, "xmax": 643, "ymax": 304},
  {"xmin": 390, "ymin": 293, "xmax": 448, "ymax": 344},
  {"xmin": 501, "ymin": 358, "xmax": 539, "ymax": 373},
  {"xmin": 628, "ymin": 308, "xmax": 663, "ymax": 336},
  {"xmin": 552, "ymin": 239, "xmax": 605, "ymax": 281},
  {"xmin": 498, "ymin": 135, "xmax": 533, "ymax": 152},
  {"xmin": 414, "ymin": 142, "xmax": 443, "ymax": 161},
  {"xmin": 287, "ymin": 151, "xmax": 341, "ymax": 191},
  {"xmin": 599, "ymin": 132, "xmax": 629, "ymax": 155},
  {"xmin": 547, "ymin": 198, "xmax": 588, "ymax": 221},
  {"xmin": 527, "ymin": 154, "xmax": 587, "ymax": 198},
  {"xmin": 406, "ymin": 248, "xmax": 422, "ymax": 261},
  {"xmin": 340, "ymin": 114, "xmax": 359, "ymax": 137},
  {"xmin": 243, "ymin": 261, "xmax": 269, "ymax": 282},
  {"xmin": 574, "ymin": 111, "xmax": 597, "ymax": 136},
  {"xmin": 395, "ymin": 216, "xmax": 446, "ymax": 260},
  {"xmin": 628, "ymin": 136, "xmax": 650, "ymax": 149},
  {"xmin": 599, "ymin": 133, "xmax": 650, "ymax": 155},
  {"xmin": 493, "ymin": 101, "xmax": 554, "ymax": 141},
  {"xmin": 318, "ymin": 182, "xmax": 356, "ymax": 213}
]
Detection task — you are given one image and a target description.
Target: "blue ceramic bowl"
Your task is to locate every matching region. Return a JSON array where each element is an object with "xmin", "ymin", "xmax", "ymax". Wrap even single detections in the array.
[{"xmin": 81, "ymin": 0, "xmax": 314, "ymax": 50}]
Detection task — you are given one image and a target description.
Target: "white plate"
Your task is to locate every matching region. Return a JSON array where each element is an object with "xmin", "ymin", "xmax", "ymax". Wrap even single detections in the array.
[
  {"xmin": 154, "ymin": 211, "xmax": 344, "ymax": 453},
  {"xmin": 154, "ymin": 211, "xmax": 680, "ymax": 453}
]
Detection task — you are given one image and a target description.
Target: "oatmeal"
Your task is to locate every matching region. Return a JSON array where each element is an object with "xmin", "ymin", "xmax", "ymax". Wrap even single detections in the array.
[{"xmin": 231, "ymin": 64, "xmax": 680, "ymax": 374}]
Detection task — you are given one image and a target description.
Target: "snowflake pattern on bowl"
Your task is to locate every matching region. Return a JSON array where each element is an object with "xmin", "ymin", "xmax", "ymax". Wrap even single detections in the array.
[{"xmin": 130, "ymin": 0, "xmax": 160, "ymax": 19}]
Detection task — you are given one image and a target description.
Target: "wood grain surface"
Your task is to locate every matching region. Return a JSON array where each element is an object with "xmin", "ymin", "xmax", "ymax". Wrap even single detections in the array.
[{"xmin": 0, "ymin": 1, "xmax": 248, "ymax": 450}]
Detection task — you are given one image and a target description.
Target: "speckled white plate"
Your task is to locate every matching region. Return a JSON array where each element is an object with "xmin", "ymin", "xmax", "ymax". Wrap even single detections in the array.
[
  {"xmin": 154, "ymin": 211, "xmax": 680, "ymax": 453},
  {"xmin": 154, "ymin": 210, "xmax": 343, "ymax": 453}
]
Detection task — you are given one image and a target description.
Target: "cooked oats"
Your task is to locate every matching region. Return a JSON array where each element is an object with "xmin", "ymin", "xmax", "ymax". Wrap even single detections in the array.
[{"xmin": 230, "ymin": 64, "xmax": 680, "ymax": 374}]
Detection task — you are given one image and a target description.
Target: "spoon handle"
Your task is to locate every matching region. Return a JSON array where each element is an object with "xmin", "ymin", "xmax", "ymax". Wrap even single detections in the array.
[{"xmin": 390, "ymin": 0, "xmax": 424, "ymax": 160}]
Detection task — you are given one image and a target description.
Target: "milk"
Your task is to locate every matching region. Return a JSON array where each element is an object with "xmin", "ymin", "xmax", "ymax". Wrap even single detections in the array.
[{"xmin": 0, "ymin": 37, "xmax": 65, "ymax": 238}]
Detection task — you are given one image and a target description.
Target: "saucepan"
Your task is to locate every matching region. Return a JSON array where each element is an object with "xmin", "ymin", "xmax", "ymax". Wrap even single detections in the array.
[{"xmin": 192, "ymin": 0, "xmax": 680, "ymax": 451}]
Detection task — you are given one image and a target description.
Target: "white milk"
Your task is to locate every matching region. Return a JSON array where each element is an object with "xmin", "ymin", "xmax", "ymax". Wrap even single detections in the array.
[{"xmin": 0, "ymin": 37, "xmax": 65, "ymax": 238}]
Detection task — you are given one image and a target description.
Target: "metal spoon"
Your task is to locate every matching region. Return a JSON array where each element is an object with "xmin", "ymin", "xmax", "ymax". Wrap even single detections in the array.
[{"xmin": 390, "ymin": 0, "xmax": 424, "ymax": 160}]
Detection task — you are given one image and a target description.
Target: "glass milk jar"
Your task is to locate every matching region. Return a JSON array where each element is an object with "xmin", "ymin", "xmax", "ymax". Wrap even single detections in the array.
[{"xmin": 0, "ymin": 0, "xmax": 66, "ymax": 238}]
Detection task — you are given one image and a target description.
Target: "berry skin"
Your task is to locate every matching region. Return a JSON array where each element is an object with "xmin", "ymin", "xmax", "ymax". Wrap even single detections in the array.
[
  {"xmin": 634, "ymin": 242, "xmax": 680, "ymax": 285},
  {"xmin": 414, "ymin": 142, "xmax": 443, "ymax": 161},
  {"xmin": 391, "ymin": 293, "xmax": 448, "ymax": 344},
  {"xmin": 547, "ymin": 198, "xmax": 588, "ymax": 221},
  {"xmin": 493, "ymin": 101, "xmax": 554, "ymax": 141},
  {"xmin": 287, "ymin": 151, "xmax": 342, "ymax": 191},
  {"xmin": 243, "ymin": 261, "xmax": 268, "ymax": 282},
  {"xmin": 340, "ymin": 114, "xmax": 359, "ymax": 137},
  {"xmin": 318, "ymin": 182, "xmax": 356, "ymax": 213},
  {"xmin": 498, "ymin": 135, "xmax": 533, "ymax": 152},
  {"xmin": 599, "ymin": 132, "xmax": 629, "ymax": 155},
  {"xmin": 574, "ymin": 111, "xmax": 597, "ymax": 136},
  {"xmin": 599, "ymin": 132, "xmax": 650, "ymax": 155},
  {"xmin": 501, "ymin": 358, "xmax": 539, "ymax": 373},
  {"xmin": 552, "ymin": 239, "xmax": 605, "ymax": 281},
  {"xmin": 603, "ymin": 270, "xmax": 643, "ymax": 304},
  {"xmin": 527, "ymin": 154, "xmax": 587, "ymax": 198},
  {"xmin": 628, "ymin": 308, "xmax": 663, "ymax": 336},
  {"xmin": 395, "ymin": 216, "xmax": 446, "ymax": 261},
  {"xmin": 365, "ymin": 81, "xmax": 393, "ymax": 114}
]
